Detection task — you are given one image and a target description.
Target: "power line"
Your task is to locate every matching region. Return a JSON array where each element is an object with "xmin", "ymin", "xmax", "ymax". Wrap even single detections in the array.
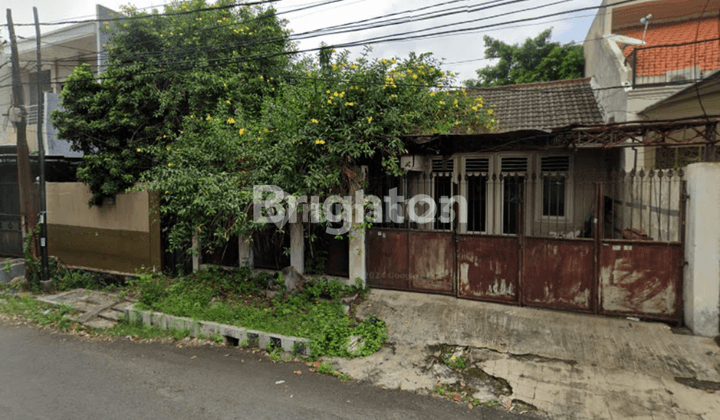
[{"xmin": 1, "ymin": 0, "xmax": 282, "ymax": 27}]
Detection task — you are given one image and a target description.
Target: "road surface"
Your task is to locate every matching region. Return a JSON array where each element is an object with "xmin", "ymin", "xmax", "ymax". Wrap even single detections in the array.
[{"xmin": 0, "ymin": 321, "xmax": 529, "ymax": 420}]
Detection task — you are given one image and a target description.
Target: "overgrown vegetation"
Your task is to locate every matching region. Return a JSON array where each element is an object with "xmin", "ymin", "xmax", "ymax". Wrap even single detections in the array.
[{"xmin": 130, "ymin": 266, "xmax": 387, "ymax": 358}]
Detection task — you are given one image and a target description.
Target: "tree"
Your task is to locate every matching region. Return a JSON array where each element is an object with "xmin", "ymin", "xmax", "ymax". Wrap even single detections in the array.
[
  {"xmin": 138, "ymin": 47, "xmax": 494, "ymax": 249},
  {"xmin": 53, "ymin": 1, "xmax": 495, "ymax": 251},
  {"xmin": 52, "ymin": 0, "xmax": 293, "ymax": 204},
  {"xmin": 464, "ymin": 29, "xmax": 584, "ymax": 88}
]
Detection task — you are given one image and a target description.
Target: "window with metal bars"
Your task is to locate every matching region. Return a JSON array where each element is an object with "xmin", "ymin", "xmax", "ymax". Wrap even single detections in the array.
[
  {"xmin": 432, "ymin": 158, "xmax": 453, "ymax": 230},
  {"xmin": 464, "ymin": 157, "xmax": 489, "ymax": 232},
  {"xmin": 541, "ymin": 156, "xmax": 570, "ymax": 217}
]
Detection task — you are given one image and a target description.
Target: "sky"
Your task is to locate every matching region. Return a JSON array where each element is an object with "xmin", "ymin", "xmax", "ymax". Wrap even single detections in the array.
[{"xmin": 4, "ymin": 0, "xmax": 601, "ymax": 83}]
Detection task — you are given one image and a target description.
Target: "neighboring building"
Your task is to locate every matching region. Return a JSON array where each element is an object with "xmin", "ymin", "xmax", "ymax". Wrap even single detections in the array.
[
  {"xmin": 584, "ymin": 0, "xmax": 719, "ymax": 168},
  {"xmin": 0, "ymin": 4, "xmax": 115, "ymax": 157}
]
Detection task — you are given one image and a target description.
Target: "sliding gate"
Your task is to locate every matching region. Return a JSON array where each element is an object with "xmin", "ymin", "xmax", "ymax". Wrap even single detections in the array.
[{"xmin": 367, "ymin": 164, "xmax": 685, "ymax": 322}]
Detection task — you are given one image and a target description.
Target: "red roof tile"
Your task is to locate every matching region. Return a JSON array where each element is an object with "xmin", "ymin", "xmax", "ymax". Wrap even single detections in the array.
[{"xmin": 619, "ymin": 18, "xmax": 720, "ymax": 77}]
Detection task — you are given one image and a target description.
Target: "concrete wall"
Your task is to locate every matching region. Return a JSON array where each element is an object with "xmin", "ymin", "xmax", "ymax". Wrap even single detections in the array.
[
  {"xmin": 683, "ymin": 163, "xmax": 720, "ymax": 337},
  {"xmin": 46, "ymin": 182, "xmax": 161, "ymax": 274}
]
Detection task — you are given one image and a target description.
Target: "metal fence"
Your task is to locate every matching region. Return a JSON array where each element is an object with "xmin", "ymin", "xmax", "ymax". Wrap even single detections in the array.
[{"xmin": 367, "ymin": 168, "xmax": 684, "ymax": 243}]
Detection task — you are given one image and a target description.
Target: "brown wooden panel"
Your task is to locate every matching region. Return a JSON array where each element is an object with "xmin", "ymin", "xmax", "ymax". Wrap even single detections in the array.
[
  {"xmin": 457, "ymin": 235, "xmax": 519, "ymax": 303},
  {"xmin": 599, "ymin": 241, "xmax": 682, "ymax": 319},
  {"xmin": 366, "ymin": 229, "xmax": 409, "ymax": 290},
  {"xmin": 523, "ymin": 238, "xmax": 594, "ymax": 312},
  {"xmin": 47, "ymin": 224, "xmax": 153, "ymax": 274},
  {"xmin": 408, "ymin": 231, "xmax": 454, "ymax": 294}
]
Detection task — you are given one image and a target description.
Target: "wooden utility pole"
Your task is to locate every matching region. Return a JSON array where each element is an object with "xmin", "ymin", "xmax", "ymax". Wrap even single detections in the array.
[
  {"xmin": 34, "ymin": 7, "xmax": 49, "ymax": 280},
  {"xmin": 6, "ymin": 9, "xmax": 38, "ymax": 257}
]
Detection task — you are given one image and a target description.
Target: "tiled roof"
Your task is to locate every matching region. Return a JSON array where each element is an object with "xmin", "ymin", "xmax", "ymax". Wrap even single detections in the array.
[
  {"xmin": 466, "ymin": 78, "xmax": 604, "ymax": 133},
  {"xmin": 620, "ymin": 18, "xmax": 720, "ymax": 77}
]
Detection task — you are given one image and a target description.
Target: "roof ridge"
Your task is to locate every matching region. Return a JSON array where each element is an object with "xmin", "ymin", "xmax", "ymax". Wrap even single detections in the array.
[{"xmin": 467, "ymin": 77, "xmax": 592, "ymax": 91}]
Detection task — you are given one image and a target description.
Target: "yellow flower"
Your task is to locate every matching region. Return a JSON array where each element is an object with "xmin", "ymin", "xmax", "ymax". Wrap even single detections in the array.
[
  {"xmin": 390, "ymin": 94, "xmax": 397, "ymax": 98},
  {"xmin": 227, "ymin": 117, "xmax": 236, "ymax": 124},
  {"xmin": 412, "ymin": 74, "xmax": 418, "ymax": 79},
  {"xmin": 350, "ymin": 64, "xmax": 357, "ymax": 69},
  {"xmin": 491, "ymin": 118, "xmax": 496, "ymax": 123},
  {"xmin": 311, "ymin": 118, "xmax": 319, "ymax": 123},
  {"xmin": 429, "ymin": 91, "xmax": 436, "ymax": 97},
  {"xmin": 238, "ymin": 128, "xmax": 246, "ymax": 135},
  {"xmin": 326, "ymin": 90, "xmax": 331, "ymax": 94},
  {"xmin": 333, "ymin": 92, "xmax": 339, "ymax": 97},
  {"xmin": 339, "ymin": 92, "xmax": 345, "ymax": 98},
  {"xmin": 439, "ymin": 100, "xmax": 445, "ymax": 105},
  {"xmin": 327, "ymin": 99, "xmax": 332, "ymax": 104},
  {"xmin": 488, "ymin": 109, "xmax": 494, "ymax": 115},
  {"xmin": 165, "ymin": 191, "xmax": 169, "ymax": 194},
  {"xmin": 166, "ymin": 146, "xmax": 171, "ymax": 151},
  {"xmin": 226, "ymin": 100, "xmax": 231, "ymax": 104},
  {"xmin": 367, "ymin": 116, "xmax": 372, "ymax": 123},
  {"xmin": 345, "ymin": 102, "xmax": 355, "ymax": 106},
  {"xmin": 315, "ymin": 139, "xmax": 326, "ymax": 145},
  {"xmin": 190, "ymin": 115, "xmax": 194, "ymax": 119},
  {"xmin": 206, "ymin": 115, "xmax": 212, "ymax": 121},
  {"xmin": 136, "ymin": 148, "xmax": 141, "ymax": 152},
  {"xmin": 168, "ymin": 163, "xmax": 173, "ymax": 167}
]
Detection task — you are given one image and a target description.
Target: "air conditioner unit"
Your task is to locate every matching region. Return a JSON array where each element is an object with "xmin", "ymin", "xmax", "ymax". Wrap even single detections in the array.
[{"xmin": 400, "ymin": 155, "xmax": 430, "ymax": 172}]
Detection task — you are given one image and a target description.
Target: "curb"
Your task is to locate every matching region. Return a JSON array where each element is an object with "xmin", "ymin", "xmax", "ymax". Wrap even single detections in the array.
[
  {"xmin": 0, "ymin": 259, "xmax": 25, "ymax": 284},
  {"xmin": 124, "ymin": 304, "xmax": 311, "ymax": 356}
]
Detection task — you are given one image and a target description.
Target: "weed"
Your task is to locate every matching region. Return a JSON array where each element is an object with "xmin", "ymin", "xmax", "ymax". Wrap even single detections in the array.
[
  {"xmin": 316, "ymin": 361, "xmax": 350, "ymax": 381},
  {"xmin": 130, "ymin": 268, "xmax": 387, "ymax": 358},
  {"xmin": 443, "ymin": 354, "xmax": 467, "ymax": 370},
  {"xmin": 3, "ymin": 260, "xmax": 11, "ymax": 275}
]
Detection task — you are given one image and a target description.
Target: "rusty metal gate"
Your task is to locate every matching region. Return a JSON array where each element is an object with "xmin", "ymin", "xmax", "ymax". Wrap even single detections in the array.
[{"xmin": 366, "ymin": 160, "xmax": 686, "ymax": 323}]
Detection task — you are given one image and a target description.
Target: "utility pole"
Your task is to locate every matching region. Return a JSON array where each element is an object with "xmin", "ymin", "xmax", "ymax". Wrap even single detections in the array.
[
  {"xmin": 6, "ymin": 9, "xmax": 38, "ymax": 258},
  {"xmin": 34, "ymin": 7, "xmax": 49, "ymax": 280}
]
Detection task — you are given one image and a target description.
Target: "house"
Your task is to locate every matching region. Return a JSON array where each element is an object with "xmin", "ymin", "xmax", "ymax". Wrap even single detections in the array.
[
  {"xmin": 0, "ymin": 6, "xmax": 163, "ymax": 273},
  {"xmin": 0, "ymin": 4, "xmax": 116, "ymax": 157},
  {"xmin": 584, "ymin": 0, "xmax": 720, "ymax": 168},
  {"xmin": 362, "ymin": 78, "xmax": 687, "ymax": 321}
]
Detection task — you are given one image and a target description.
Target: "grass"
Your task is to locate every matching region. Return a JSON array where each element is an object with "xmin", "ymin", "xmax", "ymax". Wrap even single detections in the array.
[
  {"xmin": 0, "ymin": 293, "xmax": 77, "ymax": 330},
  {"xmin": 2, "ymin": 264, "xmax": 389, "ymax": 360},
  {"xmin": 129, "ymin": 266, "xmax": 388, "ymax": 358}
]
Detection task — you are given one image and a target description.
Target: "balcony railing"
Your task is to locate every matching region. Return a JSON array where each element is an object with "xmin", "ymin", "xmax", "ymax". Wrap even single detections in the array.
[{"xmin": 625, "ymin": 37, "xmax": 720, "ymax": 88}]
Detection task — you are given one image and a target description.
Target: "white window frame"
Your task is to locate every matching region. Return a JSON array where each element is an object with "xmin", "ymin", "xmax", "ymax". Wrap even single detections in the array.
[
  {"xmin": 495, "ymin": 153, "xmax": 532, "ymax": 236},
  {"xmin": 458, "ymin": 154, "xmax": 493, "ymax": 234},
  {"xmin": 534, "ymin": 153, "xmax": 574, "ymax": 225}
]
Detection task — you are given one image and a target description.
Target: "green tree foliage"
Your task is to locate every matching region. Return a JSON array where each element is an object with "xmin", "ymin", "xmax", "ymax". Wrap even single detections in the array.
[
  {"xmin": 52, "ymin": 1, "xmax": 495, "ymax": 251},
  {"xmin": 138, "ymin": 47, "xmax": 494, "ymax": 249},
  {"xmin": 52, "ymin": 0, "xmax": 292, "ymax": 204},
  {"xmin": 464, "ymin": 29, "xmax": 584, "ymax": 88}
]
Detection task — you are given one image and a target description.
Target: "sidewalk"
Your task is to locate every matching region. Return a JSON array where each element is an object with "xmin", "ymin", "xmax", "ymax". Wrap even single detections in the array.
[{"xmin": 332, "ymin": 290, "xmax": 720, "ymax": 419}]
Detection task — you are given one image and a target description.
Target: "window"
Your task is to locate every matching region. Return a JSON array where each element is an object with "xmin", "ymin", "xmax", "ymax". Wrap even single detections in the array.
[
  {"xmin": 500, "ymin": 157, "xmax": 528, "ymax": 234},
  {"xmin": 432, "ymin": 158, "xmax": 453, "ymax": 230},
  {"xmin": 465, "ymin": 158, "xmax": 488, "ymax": 232},
  {"xmin": 540, "ymin": 156, "xmax": 570, "ymax": 217}
]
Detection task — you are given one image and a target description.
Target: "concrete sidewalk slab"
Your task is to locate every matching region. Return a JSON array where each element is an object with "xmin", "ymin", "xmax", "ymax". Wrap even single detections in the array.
[{"xmin": 332, "ymin": 289, "xmax": 720, "ymax": 420}]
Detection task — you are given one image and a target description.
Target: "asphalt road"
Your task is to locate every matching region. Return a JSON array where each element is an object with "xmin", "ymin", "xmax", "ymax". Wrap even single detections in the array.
[{"xmin": 0, "ymin": 322, "xmax": 529, "ymax": 420}]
